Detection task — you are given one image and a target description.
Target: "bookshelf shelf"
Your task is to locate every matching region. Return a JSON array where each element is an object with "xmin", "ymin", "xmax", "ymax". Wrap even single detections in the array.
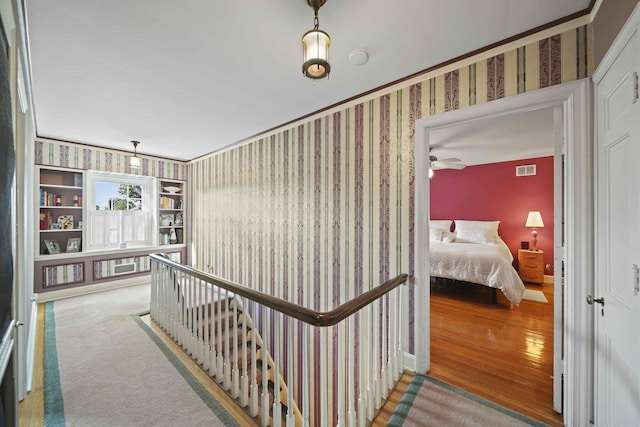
[{"xmin": 37, "ymin": 166, "xmax": 85, "ymax": 256}]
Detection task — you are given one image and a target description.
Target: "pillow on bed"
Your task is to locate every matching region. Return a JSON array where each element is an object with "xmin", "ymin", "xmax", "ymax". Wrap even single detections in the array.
[
  {"xmin": 442, "ymin": 230, "xmax": 456, "ymax": 243},
  {"xmin": 453, "ymin": 220, "xmax": 500, "ymax": 244},
  {"xmin": 430, "ymin": 220, "xmax": 453, "ymax": 231},
  {"xmin": 429, "ymin": 227, "xmax": 443, "ymax": 241}
]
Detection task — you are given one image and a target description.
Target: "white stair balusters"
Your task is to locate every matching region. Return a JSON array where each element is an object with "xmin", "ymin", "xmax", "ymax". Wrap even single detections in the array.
[
  {"xmin": 272, "ymin": 311, "xmax": 282, "ymax": 427},
  {"xmin": 150, "ymin": 255, "xmax": 407, "ymax": 427},
  {"xmin": 261, "ymin": 306, "xmax": 270, "ymax": 426},
  {"xmin": 249, "ymin": 298, "xmax": 259, "ymax": 417},
  {"xmin": 347, "ymin": 316, "xmax": 356, "ymax": 427},
  {"xmin": 240, "ymin": 297, "xmax": 249, "ymax": 407},
  {"xmin": 286, "ymin": 316, "xmax": 295, "ymax": 427}
]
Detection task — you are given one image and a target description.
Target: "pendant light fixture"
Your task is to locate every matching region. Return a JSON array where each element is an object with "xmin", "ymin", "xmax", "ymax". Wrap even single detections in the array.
[
  {"xmin": 302, "ymin": 0, "xmax": 331, "ymax": 80},
  {"xmin": 129, "ymin": 140, "xmax": 142, "ymax": 170}
]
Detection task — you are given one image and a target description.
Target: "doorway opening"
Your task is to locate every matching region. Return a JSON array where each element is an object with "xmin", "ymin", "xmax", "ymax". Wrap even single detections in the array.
[{"xmin": 412, "ymin": 79, "xmax": 593, "ymax": 427}]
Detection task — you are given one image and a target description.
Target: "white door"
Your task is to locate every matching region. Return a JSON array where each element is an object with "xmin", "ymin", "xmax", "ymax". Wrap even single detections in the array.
[{"xmin": 594, "ymin": 12, "xmax": 640, "ymax": 425}]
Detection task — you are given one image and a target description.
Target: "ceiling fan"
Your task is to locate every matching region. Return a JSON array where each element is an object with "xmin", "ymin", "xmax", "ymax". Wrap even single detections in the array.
[{"xmin": 429, "ymin": 155, "xmax": 467, "ymax": 170}]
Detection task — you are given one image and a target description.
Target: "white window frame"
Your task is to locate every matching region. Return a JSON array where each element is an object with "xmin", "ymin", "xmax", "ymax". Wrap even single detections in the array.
[{"xmin": 86, "ymin": 170, "xmax": 157, "ymax": 251}]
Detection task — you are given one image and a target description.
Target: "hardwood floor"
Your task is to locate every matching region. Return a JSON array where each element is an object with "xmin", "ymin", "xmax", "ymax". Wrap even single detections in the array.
[
  {"xmin": 371, "ymin": 371, "xmax": 414, "ymax": 426},
  {"xmin": 20, "ymin": 280, "xmax": 562, "ymax": 426},
  {"xmin": 374, "ymin": 279, "xmax": 562, "ymax": 426}
]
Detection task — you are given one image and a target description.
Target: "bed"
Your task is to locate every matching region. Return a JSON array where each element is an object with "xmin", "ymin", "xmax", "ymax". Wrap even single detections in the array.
[{"xmin": 429, "ymin": 220, "xmax": 526, "ymax": 305}]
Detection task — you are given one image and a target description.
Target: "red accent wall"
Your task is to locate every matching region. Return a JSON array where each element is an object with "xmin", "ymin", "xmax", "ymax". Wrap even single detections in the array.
[{"xmin": 430, "ymin": 156, "xmax": 554, "ymax": 272}]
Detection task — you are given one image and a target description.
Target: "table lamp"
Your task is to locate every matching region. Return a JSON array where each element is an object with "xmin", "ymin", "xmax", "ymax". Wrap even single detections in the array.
[{"xmin": 525, "ymin": 211, "xmax": 544, "ymax": 251}]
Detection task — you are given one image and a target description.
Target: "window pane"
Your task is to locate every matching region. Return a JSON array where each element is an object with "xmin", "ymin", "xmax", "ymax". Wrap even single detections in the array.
[
  {"xmin": 111, "ymin": 198, "xmax": 128, "ymax": 210},
  {"xmin": 130, "ymin": 185, "xmax": 142, "ymax": 199},
  {"xmin": 95, "ymin": 182, "xmax": 114, "ymax": 210},
  {"xmin": 87, "ymin": 171, "xmax": 156, "ymax": 250}
]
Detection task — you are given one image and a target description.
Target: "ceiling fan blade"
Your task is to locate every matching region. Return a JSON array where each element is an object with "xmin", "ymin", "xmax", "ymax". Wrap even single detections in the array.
[
  {"xmin": 436, "ymin": 157, "xmax": 461, "ymax": 163},
  {"xmin": 431, "ymin": 161, "xmax": 466, "ymax": 170}
]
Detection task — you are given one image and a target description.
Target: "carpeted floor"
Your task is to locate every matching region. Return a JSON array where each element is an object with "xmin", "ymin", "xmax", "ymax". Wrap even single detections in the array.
[
  {"xmin": 387, "ymin": 375, "xmax": 549, "ymax": 427},
  {"xmin": 44, "ymin": 284, "xmax": 239, "ymax": 427}
]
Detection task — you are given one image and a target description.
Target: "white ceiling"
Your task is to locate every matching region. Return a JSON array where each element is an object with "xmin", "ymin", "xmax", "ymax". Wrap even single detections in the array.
[
  {"xmin": 24, "ymin": 0, "xmax": 591, "ymax": 161},
  {"xmin": 429, "ymin": 107, "xmax": 556, "ymax": 167}
]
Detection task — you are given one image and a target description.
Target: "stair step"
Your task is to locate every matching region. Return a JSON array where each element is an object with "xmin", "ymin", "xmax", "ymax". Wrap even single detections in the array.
[{"xmin": 165, "ymin": 288, "xmax": 301, "ymax": 426}]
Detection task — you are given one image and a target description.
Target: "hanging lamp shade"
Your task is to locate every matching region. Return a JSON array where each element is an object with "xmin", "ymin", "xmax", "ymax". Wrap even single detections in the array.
[
  {"xmin": 302, "ymin": 0, "xmax": 330, "ymax": 79},
  {"xmin": 129, "ymin": 140, "xmax": 142, "ymax": 170}
]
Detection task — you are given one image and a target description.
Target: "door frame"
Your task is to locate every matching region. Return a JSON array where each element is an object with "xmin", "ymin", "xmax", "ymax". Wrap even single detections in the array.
[{"xmin": 413, "ymin": 78, "xmax": 593, "ymax": 426}]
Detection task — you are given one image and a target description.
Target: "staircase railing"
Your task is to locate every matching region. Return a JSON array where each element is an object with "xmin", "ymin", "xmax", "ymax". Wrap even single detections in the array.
[{"xmin": 150, "ymin": 253, "xmax": 409, "ymax": 426}]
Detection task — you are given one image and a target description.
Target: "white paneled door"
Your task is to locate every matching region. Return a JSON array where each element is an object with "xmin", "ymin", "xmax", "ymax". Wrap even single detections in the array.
[{"xmin": 594, "ymin": 6, "xmax": 640, "ymax": 425}]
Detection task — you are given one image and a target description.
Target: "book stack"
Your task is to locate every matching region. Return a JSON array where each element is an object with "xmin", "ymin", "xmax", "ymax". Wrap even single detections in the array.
[
  {"xmin": 160, "ymin": 196, "xmax": 176, "ymax": 209},
  {"xmin": 40, "ymin": 189, "xmax": 62, "ymax": 206}
]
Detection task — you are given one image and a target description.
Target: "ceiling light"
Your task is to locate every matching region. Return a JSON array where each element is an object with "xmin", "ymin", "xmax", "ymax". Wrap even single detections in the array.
[
  {"xmin": 302, "ymin": 0, "xmax": 331, "ymax": 80},
  {"xmin": 129, "ymin": 140, "xmax": 142, "ymax": 170}
]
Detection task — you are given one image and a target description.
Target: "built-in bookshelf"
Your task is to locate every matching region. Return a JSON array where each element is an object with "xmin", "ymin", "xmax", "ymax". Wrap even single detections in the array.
[
  {"xmin": 34, "ymin": 166, "xmax": 189, "ymax": 293},
  {"xmin": 158, "ymin": 179, "xmax": 185, "ymax": 246},
  {"xmin": 37, "ymin": 166, "xmax": 85, "ymax": 256}
]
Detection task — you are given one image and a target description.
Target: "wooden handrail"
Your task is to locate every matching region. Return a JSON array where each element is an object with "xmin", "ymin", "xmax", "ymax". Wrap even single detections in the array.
[{"xmin": 151, "ymin": 253, "xmax": 409, "ymax": 327}]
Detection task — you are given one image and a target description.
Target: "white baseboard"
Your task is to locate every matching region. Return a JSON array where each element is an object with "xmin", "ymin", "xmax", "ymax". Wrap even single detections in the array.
[
  {"xmin": 25, "ymin": 299, "xmax": 38, "ymax": 394},
  {"xmin": 403, "ymin": 351, "xmax": 416, "ymax": 372},
  {"xmin": 35, "ymin": 275, "xmax": 151, "ymax": 302}
]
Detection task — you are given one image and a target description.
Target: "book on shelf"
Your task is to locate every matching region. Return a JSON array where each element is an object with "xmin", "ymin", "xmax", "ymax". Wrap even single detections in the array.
[
  {"xmin": 40, "ymin": 189, "xmax": 62, "ymax": 206},
  {"xmin": 160, "ymin": 196, "xmax": 176, "ymax": 209},
  {"xmin": 40, "ymin": 210, "xmax": 53, "ymax": 230}
]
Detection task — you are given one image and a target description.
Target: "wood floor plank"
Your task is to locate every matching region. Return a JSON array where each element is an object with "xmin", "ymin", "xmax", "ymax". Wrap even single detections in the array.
[
  {"xmin": 431, "ymin": 282, "xmax": 562, "ymax": 426},
  {"xmin": 374, "ymin": 281, "xmax": 563, "ymax": 427}
]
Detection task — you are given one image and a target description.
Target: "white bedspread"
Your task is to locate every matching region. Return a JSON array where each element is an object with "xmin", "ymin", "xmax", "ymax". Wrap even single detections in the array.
[{"xmin": 430, "ymin": 240, "xmax": 526, "ymax": 305}]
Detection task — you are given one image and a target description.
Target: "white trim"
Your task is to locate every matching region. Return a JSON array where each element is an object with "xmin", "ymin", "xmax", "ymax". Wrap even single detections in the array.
[
  {"xmin": 552, "ymin": 105, "xmax": 564, "ymax": 413},
  {"xmin": 36, "ymin": 275, "xmax": 151, "ymax": 302},
  {"xmin": 402, "ymin": 351, "xmax": 416, "ymax": 373},
  {"xmin": 0, "ymin": 324, "xmax": 13, "ymax": 381},
  {"xmin": 25, "ymin": 299, "xmax": 37, "ymax": 394},
  {"xmin": 414, "ymin": 79, "xmax": 593, "ymax": 426},
  {"xmin": 85, "ymin": 170, "xmax": 157, "ymax": 250},
  {"xmin": 590, "ymin": 0, "xmax": 603, "ymax": 22}
]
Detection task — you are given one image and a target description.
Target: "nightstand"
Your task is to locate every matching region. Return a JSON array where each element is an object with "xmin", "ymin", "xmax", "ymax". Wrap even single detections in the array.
[{"xmin": 518, "ymin": 249, "xmax": 544, "ymax": 284}]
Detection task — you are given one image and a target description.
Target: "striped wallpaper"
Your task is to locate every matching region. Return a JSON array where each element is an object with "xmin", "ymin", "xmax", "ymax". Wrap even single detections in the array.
[
  {"xmin": 34, "ymin": 138, "xmax": 187, "ymax": 180},
  {"xmin": 190, "ymin": 24, "xmax": 592, "ymax": 418},
  {"xmin": 191, "ymin": 22, "xmax": 593, "ymax": 333},
  {"xmin": 34, "ymin": 22, "xmax": 593, "ymax": 421}
]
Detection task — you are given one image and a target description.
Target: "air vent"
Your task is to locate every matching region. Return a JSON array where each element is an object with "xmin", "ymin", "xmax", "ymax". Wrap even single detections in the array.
[
  {"xmin": 516, "ymin": 164, "xmax": 536, "ymax": 176},
  {"xmin": 112, "ymin": 262, "xmax": 136, "ymax": 276}
]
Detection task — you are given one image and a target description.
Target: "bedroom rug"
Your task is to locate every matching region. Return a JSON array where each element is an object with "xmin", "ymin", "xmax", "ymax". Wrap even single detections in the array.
[
  {"xmin": 387, "ymin": 375, "xmax": 549, "ymax": 427},
  {"xmin": 522, "ymin": 289, "xmax": 549, "ymax": 303},
  {"xmin": 44, "ymin": 284, "xmax": 239, "ymax": 427}
]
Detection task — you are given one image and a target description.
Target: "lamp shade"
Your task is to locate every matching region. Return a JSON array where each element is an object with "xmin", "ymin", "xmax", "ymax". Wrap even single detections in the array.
[
  {"xmin": 129, "ymin": 140, "xmax": 142, "ymax": 170},
  {"xmin": 525, "ymin": 211, "xmax": 544, "ymax": 228},
  {"xmin": 302, "ymin": 28, "xmax": 331, "ymax": 79},
  {"xmin": 129, "ymin": 155, "xmax": 142, "ymax": 169}
]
